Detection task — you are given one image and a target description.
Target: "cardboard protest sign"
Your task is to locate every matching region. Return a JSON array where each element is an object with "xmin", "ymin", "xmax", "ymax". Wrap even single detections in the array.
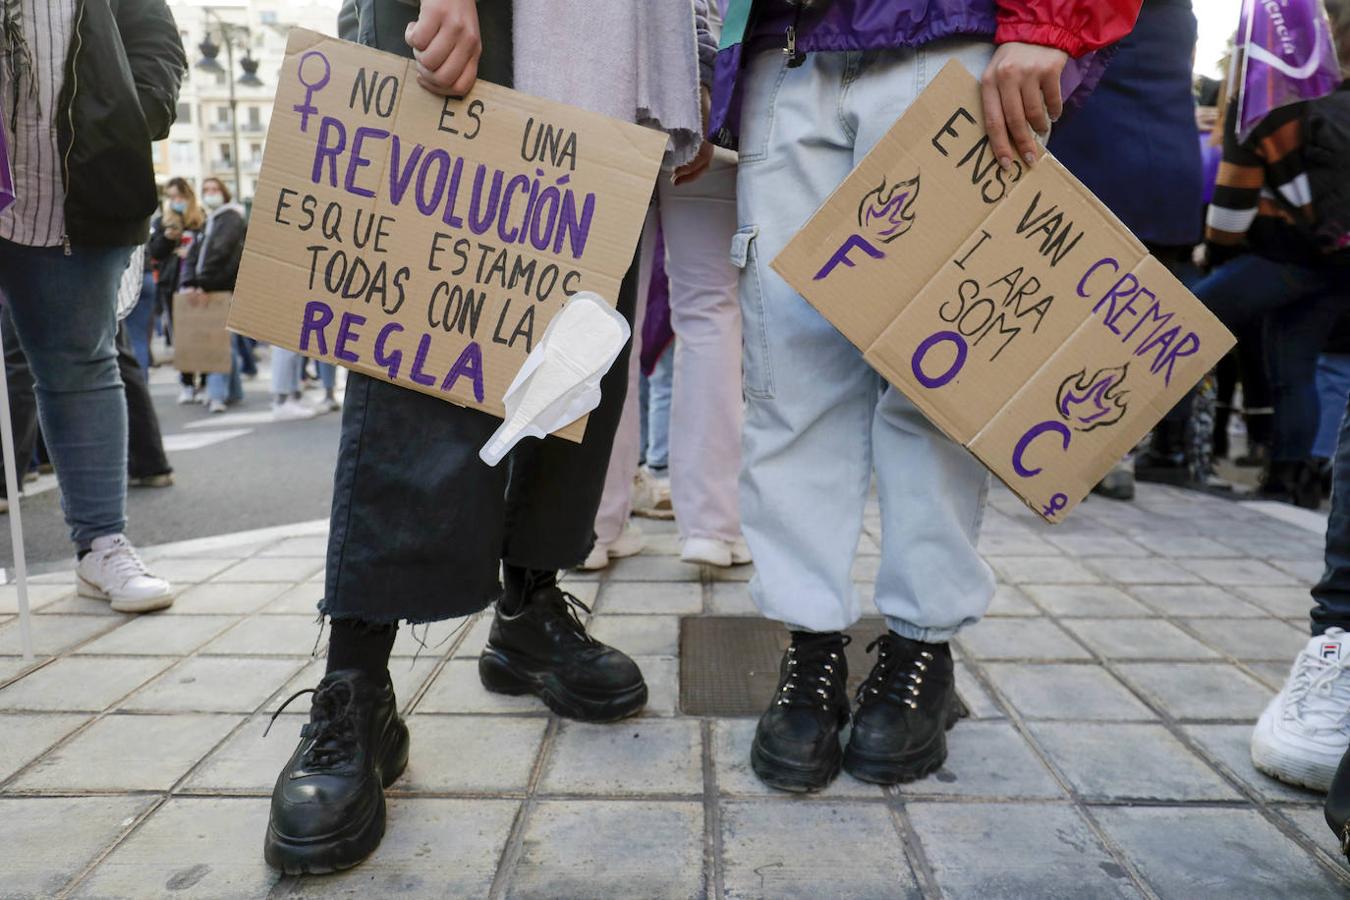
[
  {"xmin": 229, "ymin": 29, "xmax": 667, "ymax": 440},
  {"xmin": 172, "ymin": 291, "xmax": 234, "ymax": 373},
  {"xmin": 772, "ymin": 61, "xmax": 1234, "ymax": 523}
]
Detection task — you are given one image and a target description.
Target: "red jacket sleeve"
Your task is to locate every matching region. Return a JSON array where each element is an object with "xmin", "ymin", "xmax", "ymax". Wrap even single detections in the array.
[{"xmin": 995, "ymin": 0, "xmax": 1142, "ymax": 58}]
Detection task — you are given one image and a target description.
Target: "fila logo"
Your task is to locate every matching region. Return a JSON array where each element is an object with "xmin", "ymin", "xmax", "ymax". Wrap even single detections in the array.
[{"xmin": 1323, "ymin": 642, "xmax": 1341, "ymax": 660}]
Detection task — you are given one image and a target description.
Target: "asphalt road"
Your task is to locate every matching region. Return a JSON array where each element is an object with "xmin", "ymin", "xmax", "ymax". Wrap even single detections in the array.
[{"xmin": 0, "ymin": 352, "xmax": 343, "ymax": 570}]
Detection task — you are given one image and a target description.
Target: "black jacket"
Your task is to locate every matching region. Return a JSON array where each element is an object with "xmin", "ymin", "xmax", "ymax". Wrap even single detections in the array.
[
  {"xmin": 181, "ymin": 205, "xmax": 246, "ymax": 292},
  {"xmin": 56, "ymin": 0, "xmax": 186, "ymax": 248}
]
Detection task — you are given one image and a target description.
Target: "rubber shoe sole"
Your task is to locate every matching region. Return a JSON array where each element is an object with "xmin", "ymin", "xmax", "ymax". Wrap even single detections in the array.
[
  {"xmin": 843, "ymin": 696, "xmax": 966, "ymax": 786},
  {"xmin": 77, "ymin": 576, "xmax": 174, "ymax": 613},
  {"xmin": 263, "ymin": 722, "xmax": 409, "ymax": 875},
  {"xmin": 750, "ymin": 739, "xmax": 842, "ymax": 793},
  {"xmin": 1251, "ymin": 713, "xmax": 1343, "ymax": 792},
  {"xmin": 479, "ymin": 646, "xmax": 647, "ymax": 723}
]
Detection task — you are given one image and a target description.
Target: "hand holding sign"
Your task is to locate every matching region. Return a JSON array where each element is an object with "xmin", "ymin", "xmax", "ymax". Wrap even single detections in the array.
[
  {"xmin": 980, "ymin": 42, "xmax": 1066, "ymax": 169},
  {"xmin": 406, "ymin": 0, "xmax": 482, "ymax": 97}
]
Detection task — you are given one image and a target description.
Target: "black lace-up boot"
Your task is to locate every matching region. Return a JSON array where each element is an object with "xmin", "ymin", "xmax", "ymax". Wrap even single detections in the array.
[
  {"xmin": 479, "ymin": 583, "xmax": 647, "ymax": 722},
  {"xmin": 263, "ymin": 670, "xmax": 409, "ymax": 874},
  {"xmin": 844, "ymin": 632, "xmax": 961, "ymax": 785},
  {"xmin": 750, "ymin": 631, "xmax": 851, "ymax": 792}
]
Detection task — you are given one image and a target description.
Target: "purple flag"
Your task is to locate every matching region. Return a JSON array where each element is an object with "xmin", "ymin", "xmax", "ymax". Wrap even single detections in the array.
[{"xmin": 1236, "ymin": 0, "xmax": 1341, "ymax": 141}]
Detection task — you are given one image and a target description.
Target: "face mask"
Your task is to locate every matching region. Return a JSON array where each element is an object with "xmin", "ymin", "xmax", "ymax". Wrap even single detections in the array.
[
  {"xmin": 480, "ymin": 292, "xmax": 629, "ymax": 466},
  {"xmin": 169, "ymin": 200, "xmax": 187, "ymax": 214},
  {"xmin": 202, "ymin": 192, "xmax": 224, "ymax": 210}
]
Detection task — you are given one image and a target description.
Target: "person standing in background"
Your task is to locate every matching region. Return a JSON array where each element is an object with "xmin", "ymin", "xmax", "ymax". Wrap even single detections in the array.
[
  {"xmin": 148, "ymin": 177, "xmax": 207, "ymax": 404},
  {"xmin": 0, "ymin": 0, "xmax": 183, "ymax": 611},
  {"xmin": 180, "ymin": 176, "xmax": 247, "ymax": 414}
]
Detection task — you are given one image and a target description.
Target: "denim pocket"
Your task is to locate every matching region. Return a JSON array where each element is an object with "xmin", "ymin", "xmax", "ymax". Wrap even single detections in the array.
[
  {"xmin": 730, "ymin": 225, "xmax": 774, "ymax": 400},
  {"xmin": 736, "ymin": 52, "xmax": 789, "ymax": 165}
]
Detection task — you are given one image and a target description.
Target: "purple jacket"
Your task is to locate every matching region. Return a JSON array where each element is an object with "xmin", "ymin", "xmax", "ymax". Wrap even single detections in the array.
[{"xmin": 710, "ymin": 0, "xmax": 1121, "ymax": 148}]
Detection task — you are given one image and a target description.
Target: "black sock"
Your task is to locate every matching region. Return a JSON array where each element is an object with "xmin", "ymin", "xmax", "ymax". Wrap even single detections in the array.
[
  {"xmin": 500, "ymin": 565, "xmax": 558, "ymax": 615},
  {"xmin": 326, "ymin": 618, "xmax": 397, "ymax": 683}
]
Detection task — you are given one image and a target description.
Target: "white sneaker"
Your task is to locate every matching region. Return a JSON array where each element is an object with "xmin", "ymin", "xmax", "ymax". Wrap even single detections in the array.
[
  {"xmin": 316, "ymin": 396, "xmax": 341, "ymax": 414},
  {"xmin": 177, "ymin": 385, "xmax": 196, "ymax": 405},
  {"xmin": 272, "ymin": 398, "xmax": 317, "ymax": 421},
  {"xmin": 632, "ymin": 467, "xmax": 674, "ymax": 520},
  {"xmin": 1251, "ymin": 628, "xmax": 1350, "ymax": 790},
  {"xmin": 730, "ymin": 537, "xmax": 752, "ymax": 565},
  {"xmin": 578, "ymin": 522, "xmax": 645, "ymax": 571},
  {"xmin": 207, "ymin": 399, "xmax": 227, "ymax": 414},
  {"xmin": 76, "ymin": 534, "xmax": 174, "ymax": 613},
  {"xmin": 681, "ymin": 536, "xmax": 753, "ymax": 568}
]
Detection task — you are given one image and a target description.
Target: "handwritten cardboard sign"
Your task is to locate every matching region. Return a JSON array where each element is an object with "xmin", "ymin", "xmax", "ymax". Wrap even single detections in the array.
[
  {"xmin": 773, "ymin": 61, "xmax": 1235, "ymax": 522},
  {"xmin": 229, "ymin": 29, "xmax": 667, "ymax": 440},
  {"xmin": 172, "ymin": 291, "xmax": 234, "ymax": 374}
]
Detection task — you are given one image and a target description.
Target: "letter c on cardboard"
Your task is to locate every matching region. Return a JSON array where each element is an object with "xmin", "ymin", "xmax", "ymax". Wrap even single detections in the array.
[{"xmin": 1012, "ymin": 420, "xmax": 1071, "ymax": 478}]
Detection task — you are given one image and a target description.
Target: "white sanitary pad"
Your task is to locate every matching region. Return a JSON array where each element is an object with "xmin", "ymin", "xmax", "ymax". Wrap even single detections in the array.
[{"xmin": 479, "ymin": 291, "xmax": 630, "ymax": 466}]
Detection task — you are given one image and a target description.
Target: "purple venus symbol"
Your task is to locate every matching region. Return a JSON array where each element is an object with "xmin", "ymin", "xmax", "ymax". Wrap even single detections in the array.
[{"xmin": 294, "ymin": 50, "xmax": 332, "ymax": 133}]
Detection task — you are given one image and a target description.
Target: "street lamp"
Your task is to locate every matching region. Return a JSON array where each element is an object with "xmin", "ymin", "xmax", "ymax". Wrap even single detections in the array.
[{"xmin": 195, "ymin": 9, "xmax": 264, "ymax": 200}]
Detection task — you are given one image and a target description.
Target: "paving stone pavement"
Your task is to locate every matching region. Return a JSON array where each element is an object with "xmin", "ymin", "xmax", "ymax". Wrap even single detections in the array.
[{"xmin": 2, "ymin": 484, "xmax": 1348, "ymax": 898}]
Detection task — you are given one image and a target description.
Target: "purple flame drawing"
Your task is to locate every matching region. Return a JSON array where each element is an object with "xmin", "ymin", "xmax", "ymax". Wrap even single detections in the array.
[
  {"xmin": 857, "ymin": 174, "xmax": 920, "ymax": 244},
  {"xmin": 1056, "ymin": 364, "xmax": 1130, "ymax": 432}
]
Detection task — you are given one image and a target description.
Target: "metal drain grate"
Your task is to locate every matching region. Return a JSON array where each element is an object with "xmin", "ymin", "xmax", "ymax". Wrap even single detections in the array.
[{"xmin": 679, "ymin": 616, "xmax": 890, "ymax": 717}]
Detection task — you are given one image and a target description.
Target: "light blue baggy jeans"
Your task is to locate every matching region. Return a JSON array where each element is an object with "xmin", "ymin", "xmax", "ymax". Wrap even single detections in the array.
[{"xmin": 733, "ymin": 40, "xmax": 996, "ymax": 642}]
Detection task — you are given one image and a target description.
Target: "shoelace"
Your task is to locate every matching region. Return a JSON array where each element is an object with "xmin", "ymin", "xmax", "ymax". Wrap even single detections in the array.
[
  {"xmin": 537, "ymin": 590, "xmax": 599, "ymax": 646},
  {"xmin": 856, "ymin": 636, "xmax": 933, "ymax": 711},
  {"xmin": 775, "ymin": 635, "xmax": 851, "ymax": 710},
  {"xmin": 1285, "ymin": 650, "xmax": 1350, "ymax": 733},
  {"xmin": 98, "ymin": 539, "xmax": 151, "ymax": 586},
  {"xmin": 264, "ymin": 679, "xmax": 360, "ymax": 769}
]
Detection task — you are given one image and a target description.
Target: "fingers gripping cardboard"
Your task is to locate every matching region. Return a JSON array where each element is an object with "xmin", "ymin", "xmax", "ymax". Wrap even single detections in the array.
[{"xmin": 771, "ymin": 61, "xmax": 1234, "ymax": 523}]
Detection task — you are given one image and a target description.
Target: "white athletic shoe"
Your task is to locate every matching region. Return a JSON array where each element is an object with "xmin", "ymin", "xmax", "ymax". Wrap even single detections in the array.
[
  {"xmin": 680, "ymin": 536, "xmax": 754, "ymax": 567},
  {"xmin": 1251, "ymin": 628, "xmax": 1350, "ymax": 791},
  {"xmin": 177, "ymin": 385, "xmax": 197, "ymax": 405},
  {"xmin": 207, "ymin": 399, "xmax": 227, "ymax": 414},
  {"xmin": 578, "ymin": 522, "xmax": 645, "ymax": 571},
  {"xmin": 76, "ymin": 534, "xmax": 174, "ymax": 613},
  {"xmin": 272, "ymin": 398, "xmax": 317, "ymax": 421},
  {"xmin": 632, "ymin": 467, "xmax": 673, "ymax": 520}
]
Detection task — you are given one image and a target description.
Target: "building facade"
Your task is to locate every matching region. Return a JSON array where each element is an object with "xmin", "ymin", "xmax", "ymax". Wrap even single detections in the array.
[{"xmin": 159, "ymin": 0, "xmax": 339, "ymax": 203}]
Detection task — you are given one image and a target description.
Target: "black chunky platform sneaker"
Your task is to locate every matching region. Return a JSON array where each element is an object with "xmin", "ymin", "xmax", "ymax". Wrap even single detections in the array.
[{"xmin": 750, "ymin": 631, "xmax": 851, "ymax": 793}]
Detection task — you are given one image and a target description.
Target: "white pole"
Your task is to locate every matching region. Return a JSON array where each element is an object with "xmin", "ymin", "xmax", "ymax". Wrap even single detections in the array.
[{"xmin": 0, "ymin": 346, "xmax": 34, "ymax": 661}]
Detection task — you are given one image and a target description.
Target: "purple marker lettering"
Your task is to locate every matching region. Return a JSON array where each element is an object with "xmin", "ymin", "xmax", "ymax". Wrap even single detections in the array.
[
  {"xmin": 373, "ymin": 322, "xmax": 404, "ymax": 379},
  {"xmin": 910, "ymin": 331, "xmax": 968, "ymax": 389},
  {"xmin": 440, "ymin": 341, "xmax": 485, "ymax": 402},
  {"xmin": 311, "ymin": 117, "xmax": 347, "ymax": 187},
  {"xmin": 1011, "ymin": 420, "xmax": 1071, "ymax": 478},
  {"xmin": 344, "ymin": 126, "xmax": 388, "ymax": 199},
  {"xmin": 409, "ymin": 333, "xmax": 436, "ymax": 386},
  {"xmin": 814, "ymin": 234, "xmax": 885, "ymax": 280},
  {"xmin": 299, "ymin": 300, "xmax": 333, "ymax": 355},
  {"xmin": 334, "ymin": 312, "xmax": 367, "ymax": 363}
]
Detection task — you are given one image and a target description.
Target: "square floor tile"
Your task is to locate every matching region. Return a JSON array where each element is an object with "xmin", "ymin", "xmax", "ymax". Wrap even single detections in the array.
[
  {"xmin": 258, "ymin": 536, "xmax": 329, "ymax": 557},
  {"xmin": 639, "ymin": 656, "xmax": 680, "ymax": 717},
  {"xmin": 202, "ymin": 615, "xmax": 323, "ymax": 656},
  {"xmin": 1283, "ymin": 806, "xmax": 1350, "ymax": 865},
  {"xmin": 1094, "ymin": 806, "xmax": 1344, "ymax": 898},
  {"xmin": 1115, "ymin": 663, "xmax": 1272, "ymax": 720},
  {"xmin": 0, "ymin": 582, "xmax": 76, "ymax": 614},
  {"xmin": 75, "ymin": 614, "xmax": 238, "ymax": 656},
  {"xmin": 986, "ymin": 585, "xmax": 1040, "ymax": 616},
  {"xmin": 1182, "ymin": 724, "xmax": 1325, "ymax": 803},
  {"xmin": 908, "ymin": 802, "xmax": 1136, "ymax": 899},
  {"xmin": 587, "ymin": 615, "xmax": 680, "ymax": 657},
  {"xmin": 1044, "ymin": 535, "xmax": 1149, "ymax": 557},
  {"xmin": 121, "ymin": 657, "xmax": 304, "ymax": 713},
  {"xmin": 953, "ymin": 662, "xmax": 1004, "ymax": 719},
  {"xmin": 12, "ymin": 712, "xmax": 240, "ymax": 791},
  {"xmin": 708, "ymin": 583, "xmax": 757, "ymax": 615},
  {"xmin": 139, "ymin": 557, "xmax": 236, "ymax": 584},
  {"xmin": 721, "ymin": 800, "xmax": 918, "ymax": 898},
  {"xmin": 988, "ymin": 556, "xmax": 1100, "ymax": 585},
  {"xmin": 416, "ymin": 659, "xmax": 546, "ymax": 715},
  {"xmin": 180, "ymin": 714, "xmax": 306, "ymax": 794},
  {"xmin": 214, "ymin": 557, "xmax": 324, "ymax": 583},
  {"xmin": 0, "ymin": 796, "xmax": 155, "ymax": 897},
  {"xmin": 280, "ymin": 798, "xmax": 519, "ymax": 898},
  {"xmin": 170, "ymin": 582, "xmax": 290, "ymax": 615},
  {"xmin": 74, "ymin": 797, "xmax": 277, "ymax": 899},
  {"xmin": 1061, "ymin": 619, "xmax": 1219, "ymax": 660},
  {"xmin": 0, "ymin": 613, "xmax": 124, "ymax": 656},
  {"xmin": 1236, "ymin": 586, "xmax": 1316, "ymax": 618},
  {"xmin": 711, "ymin": 719, "xmax": 881, "ymax": 798},
  {"xmin": 1127, "ymin": 585, "xmax": 1266, "ymax": 618},
  {"xmin": 541, "ymin": 719, "xmax": 701, "ymax": 795},
  {"xmin": 1179, "ymin": 557, "xmax": 1302, "ymax": 587},
  {"xmin": 1028, "ymin": 722, "xmax": 1238, "ymax": 801},
  {"xmin": 1020, "ymin": 585, "xmax": 1150, "ymax": 617},
  {"xmin": 978, "ymin": 532, "xmax": 1058, "ymax": 555},
  {"xmin": 1270, "ymin": 557, "xmax": 1325, "ymax": 584},
  {"xmin": 955, "ymin": 620, "xmax": 1091, "ymax": 661},
  {"xmin": 263, "ymin": 582, "xmax": 324, "ymax": 615},
  {"xmin": 896, "ymin": 721, "xmax": 1063, "ymax": 799},
  {"xmin": 604, "ymin": 556, "xmax": 703, "ymax": 583},
  {"xmin": 0, "ymin": 656, "xmax": 175, "ymax": 711},
  {"xmin": 1084, "ymin": 557, "xmax": 1205, "ymax": 585},
  {"xmin": 451, "ymin": 614, "xmax": 493, "ymax": 659},
  {"xmin": 1208, "ymin": 618, "xmax": 1308, "ymax": 661},
  {"xmin": 0, "ymin": 712, "xmax": 89, "ymax": 781},
  {"xmin": 507, "ymin": 800, "xmax": 703, "ymax": 899},
  {"xmin": 598, "ymin": 582, "xmax": 703, "ymax": 614},
  {"xmin": 984, "ymin": 663, "xmax": 1156, "ymax": 721},
  {"xmin": 1129, "ymin": 534, "xmax": 1240, "ymax": 558},
  {"xmin": 398, "ymin": 716, "xmax": 546, "ymax": 794}
]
